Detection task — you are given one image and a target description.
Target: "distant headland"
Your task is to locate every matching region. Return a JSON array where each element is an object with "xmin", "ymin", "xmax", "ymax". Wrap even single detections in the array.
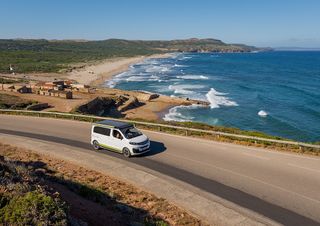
[{"xmin": 0, "ymin": 38, "xmax": 272, "ymax": 73}]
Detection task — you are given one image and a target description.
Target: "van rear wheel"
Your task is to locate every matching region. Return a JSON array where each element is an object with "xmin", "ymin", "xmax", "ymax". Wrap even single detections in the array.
[
  {"xmin": 123, "ymin": 147, "xmax": 131, "ymax": 158},
  {"xmin": 92, "ymin": 140, "xmax": 100, "ymax": 150}
]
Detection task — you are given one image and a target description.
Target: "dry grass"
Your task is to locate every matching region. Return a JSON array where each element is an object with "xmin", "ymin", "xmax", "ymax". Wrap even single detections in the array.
[{"xmin": 0, "ymin": 142, "xmax": 208, "ymax": 226}]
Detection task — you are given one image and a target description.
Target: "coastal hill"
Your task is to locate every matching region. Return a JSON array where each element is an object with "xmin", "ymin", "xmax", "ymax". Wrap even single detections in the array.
[{"xmin": 0, "ymin": 38, "xmax": 269, "ymax": 73}]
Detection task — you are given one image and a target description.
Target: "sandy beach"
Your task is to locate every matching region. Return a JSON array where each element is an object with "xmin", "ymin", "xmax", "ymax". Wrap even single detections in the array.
[{"xmin": 67, "ymin": 53, "xmax": 172, "ymax": 87}]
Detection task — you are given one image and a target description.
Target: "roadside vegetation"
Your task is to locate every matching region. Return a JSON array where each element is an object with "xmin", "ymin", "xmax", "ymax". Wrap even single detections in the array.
[
  {"xmin": 0, "ymin": 38, "xmax": 260, "ymax": 73},
  {"xmin": 0, "ymin": 154, "xmax": 68, "ymax": 225},
  {"xmin": 0, "ymin": 143, "xmax": 206, "ymax": 226}
]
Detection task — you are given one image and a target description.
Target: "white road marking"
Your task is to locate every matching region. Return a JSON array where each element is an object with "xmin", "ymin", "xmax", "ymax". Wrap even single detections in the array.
[{"xmin": 165, "ymin": 152, "xmax": 320, "ymax": 205}]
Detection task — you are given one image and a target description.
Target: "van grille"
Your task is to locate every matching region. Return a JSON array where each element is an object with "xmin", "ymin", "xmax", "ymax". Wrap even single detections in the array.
[{"xmin": 137, "ymin": 140, "xmax": 149, "ymax": 145}]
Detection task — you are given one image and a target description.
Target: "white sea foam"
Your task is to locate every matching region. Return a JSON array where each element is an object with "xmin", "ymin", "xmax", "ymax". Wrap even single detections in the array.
[
  {"xmin": 169, "ymin": 84, "xmax": 205, "ymax": 95},
  {"xmin": 169, "ymin": 84, "xmax": 205, "ymax": 90},
  {"xmin": 106, "ymin": 80, "xmax": 116, "ymax": 88},
  {"xmin": 126, "ymin": 76, "xmax": 148, "ymax": 82},
  {"xmin": 180, "ymin": 56, "xmax": 192, "ymax": 60},
  {"xmin": 163, "ymin": 105, "xmax": 201, "ymax": 122},
  {"xmin": 115, "ymin": 72, "xmax": 128, "ymax": 78},
  {"xmin": 174, "ymin": 64, "xmax": 187, "ymax": 67},
  {"xmin": 106, "ymin": 72, "xmax": 130, "ymax": 87},
  {"xmin": 176, "ymin": 75, "xmax": 209, "ymax": 80},
  {"xmin": 258, "ymin": 110, "xmax": 268, "ymax": 117},
  {"xmin": 169, "ymin": 52, "xmax": 182, "ymax": 59},
  {"xmin": 149, "ymin": 75, "xmax": 161, "ymax": 81},
  {"xmin": 206, "ymin": 88, "xmax": 238, "ymax": 109},
  {"xmin": 174, "ymin": 89, "xmax": 194, "ymax": 95},
  {"xmin": 144, "ymin": 64, "xmax": 172, "ymax": 73}
]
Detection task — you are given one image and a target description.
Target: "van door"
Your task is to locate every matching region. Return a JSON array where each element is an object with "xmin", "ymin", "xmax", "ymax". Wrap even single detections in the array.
[
  {"xmin": 93, "ymin": 126, "xmax": 111, "ymax": 148},
  {"xmin": 111, "ymin": 129, "xmax": 125, "ymax": 152}
]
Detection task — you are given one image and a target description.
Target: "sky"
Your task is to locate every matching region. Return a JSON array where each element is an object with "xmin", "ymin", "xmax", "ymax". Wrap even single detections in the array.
[{"xmin": 1, "ymin": 0, "xmax": 320, "ymax": 47}]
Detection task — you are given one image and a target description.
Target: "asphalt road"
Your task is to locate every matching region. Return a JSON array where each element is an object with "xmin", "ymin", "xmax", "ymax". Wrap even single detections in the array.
[{"xmin": 1, "ymin": 115, "xmax": 319, "ymax": 225}]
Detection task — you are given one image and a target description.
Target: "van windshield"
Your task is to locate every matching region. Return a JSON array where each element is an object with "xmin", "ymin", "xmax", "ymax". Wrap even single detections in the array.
[{"xmin": 121, "ymin": 127, "xmax": 142, "ymax": 139}]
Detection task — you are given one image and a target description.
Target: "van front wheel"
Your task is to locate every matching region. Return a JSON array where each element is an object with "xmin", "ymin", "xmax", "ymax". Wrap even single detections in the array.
[
  {"xmin": 92, "ymin": 140, "xmax": 100, "ymax": 150},
  {"xmin": 123, "ymin": 148, "xmax": 131, "ymax": 158}
]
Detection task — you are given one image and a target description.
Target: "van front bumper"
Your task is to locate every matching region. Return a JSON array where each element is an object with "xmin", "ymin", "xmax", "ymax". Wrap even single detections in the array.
[{"xmin": 131, "ymin": 144, "xmax": 150, "ymax": 155}]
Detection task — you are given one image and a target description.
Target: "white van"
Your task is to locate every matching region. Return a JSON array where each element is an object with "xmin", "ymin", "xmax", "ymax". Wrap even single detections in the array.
[{"xmin": 91, "ymin": 120, "xmax": 150, "ymax": 157}]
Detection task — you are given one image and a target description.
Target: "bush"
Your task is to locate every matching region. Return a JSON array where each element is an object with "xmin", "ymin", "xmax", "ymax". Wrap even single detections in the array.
[{"xmin": 0, "ymin": 191, "xmax": 67, "ymax": 225}]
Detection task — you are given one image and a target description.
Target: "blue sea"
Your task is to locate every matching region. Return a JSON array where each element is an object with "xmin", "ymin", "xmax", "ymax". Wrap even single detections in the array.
[{"xmin": 105, "ymin": 51, "xmax": 320, "ymax": 142}]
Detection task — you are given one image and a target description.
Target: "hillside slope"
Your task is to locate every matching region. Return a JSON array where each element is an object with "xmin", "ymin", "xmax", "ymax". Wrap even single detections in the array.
[{"xmin": 0, "ymin": 38, "xmax": 266, "ymax": 73}]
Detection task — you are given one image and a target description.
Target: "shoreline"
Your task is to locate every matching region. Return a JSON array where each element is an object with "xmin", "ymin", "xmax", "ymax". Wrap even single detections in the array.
[
  {"xmin": 0, "ymin": 52, "xmax": 209, "ymax": 121},
  {"xmin": 66, "ymin": 52, "xmax": 181, "ymax": 121},
  {"xmin": 67, "ymin": 53, "xmax": 173, "ymax": 87}
]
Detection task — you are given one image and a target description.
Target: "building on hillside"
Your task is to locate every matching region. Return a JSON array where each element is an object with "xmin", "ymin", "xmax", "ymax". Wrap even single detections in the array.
[
  {"xmin": 50, "ymin": 90, "xmax": 73, "ymax": 99},
  {"xmin": 70, "ymin": 83, "xmax": 93, "ymax": 93},
  {"xmin": 71, "ymin": 83, "xmax": 90, "ymax": 89},
  {"xmin": 15, "ymin": 85, "xmax": 32, "ymax": 93},
  {"xmin": 53, "ymin": 84, "xmax": 64, "ymax": 91},
  {"xmin": 42, "ymin": 83, "xmax": 56, "ymax": 90},
  {"xmin": 1, "ymin": 84, "xmax": 31, "ymax": 93},
  {"xmin": 38, "ymin": 89, "xmax": 72, "ymax": 99},
  {"xmin": 52, "ymin": 80, "xmax": 65, "ymax": 86},
  {"xmin": 64, "ymin": 80, "xmax": 73, "ymax": 86}
]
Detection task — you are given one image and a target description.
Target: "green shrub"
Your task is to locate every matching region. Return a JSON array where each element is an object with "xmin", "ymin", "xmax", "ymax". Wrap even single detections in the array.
[{"xmin": 0, "ymin": 191, "xmax": 67, "ymax": 225}]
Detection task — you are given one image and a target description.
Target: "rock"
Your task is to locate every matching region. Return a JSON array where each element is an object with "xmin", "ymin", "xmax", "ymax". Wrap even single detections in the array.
[
  {"xmin": 118, "ymin": 96, "xmax": 142, "ymax": 112},
  {"xmin": 136, "ymin": 92, "xmax": 159, "ymax": 102},
  {"xmin": 77, "ymin": 97, "xmax": 115, "ymax": 115}
]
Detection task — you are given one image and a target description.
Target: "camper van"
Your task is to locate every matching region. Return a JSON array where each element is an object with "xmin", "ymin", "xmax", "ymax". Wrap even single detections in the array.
[{"xmin": 91, "ymin": 120, "xmax": 150, "ymax": 157}]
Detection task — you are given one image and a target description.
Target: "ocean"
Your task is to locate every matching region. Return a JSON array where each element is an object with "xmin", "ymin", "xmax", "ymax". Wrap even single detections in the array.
[{"xmin": 105, "ymin": 51, "xmax": 320, "ymax": 142}]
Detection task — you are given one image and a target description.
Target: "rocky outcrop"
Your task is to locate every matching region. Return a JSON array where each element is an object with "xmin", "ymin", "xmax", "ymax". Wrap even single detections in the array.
[
  {"xmin": 76, "ymin": 97, "xmax": 115, "ymax": 115},
  {"xmin": 76, "ymin": 94, "xmax": 143, "ymax": 117},
  {"xmin": 136, "ymin": 92, "xmax": 159, "ymax": 102},
  {"xmin": 118, "ymin": 96, "xmax": 143, "ymax": 112}
]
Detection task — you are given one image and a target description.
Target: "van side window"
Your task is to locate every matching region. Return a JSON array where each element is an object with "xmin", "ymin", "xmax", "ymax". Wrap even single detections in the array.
[
  {"xmin": 93, "ymin": 126, "xmax": 110, "ymax": 136},
  {"xmin": 113, "ymin": 130, "xmax": 123, "ymax": 140}
]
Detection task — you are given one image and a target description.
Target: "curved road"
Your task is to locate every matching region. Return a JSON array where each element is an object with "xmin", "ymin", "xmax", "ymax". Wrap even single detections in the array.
[{"xmin": 0, "ymin": 115, "xmax": 320, "ymax": 225}]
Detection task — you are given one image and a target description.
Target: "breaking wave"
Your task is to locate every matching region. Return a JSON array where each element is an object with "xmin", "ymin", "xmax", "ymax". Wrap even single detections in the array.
[
  {"xmin": 168, "ymin": 84, "xmax": 205, "ymax": 95},
  {"xmin": 176, "ymin": 75, "xmax": 209, "ymax": 80},
  {"xmin": 163, "ymin": 105, "xmax": 201, "ymax": 122},
  {"xmin": 126, "ymin": 76, "xmax": 148, "ymax": 82},
  {"xmin": 145, "ymin": 64, "xmax": 172, "ymax": 73},
  {"xmin": 205, "ymin": 88, "xmax": 238, "ymax": 109},
  {"xmin": 258, "ymin": 110, "xmax": 268, "ymax": 117}
]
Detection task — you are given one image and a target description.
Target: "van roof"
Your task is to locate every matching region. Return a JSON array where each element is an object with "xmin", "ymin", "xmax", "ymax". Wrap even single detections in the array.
[{"xmin": 94, "ymin": 119, "xmax": 132, "ymax": 129}]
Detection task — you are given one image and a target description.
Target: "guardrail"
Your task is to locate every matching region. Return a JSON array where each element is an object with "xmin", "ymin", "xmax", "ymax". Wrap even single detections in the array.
[{"xmin": 0, "ymin": 109, "xmax": 319, "ymax": 150}]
